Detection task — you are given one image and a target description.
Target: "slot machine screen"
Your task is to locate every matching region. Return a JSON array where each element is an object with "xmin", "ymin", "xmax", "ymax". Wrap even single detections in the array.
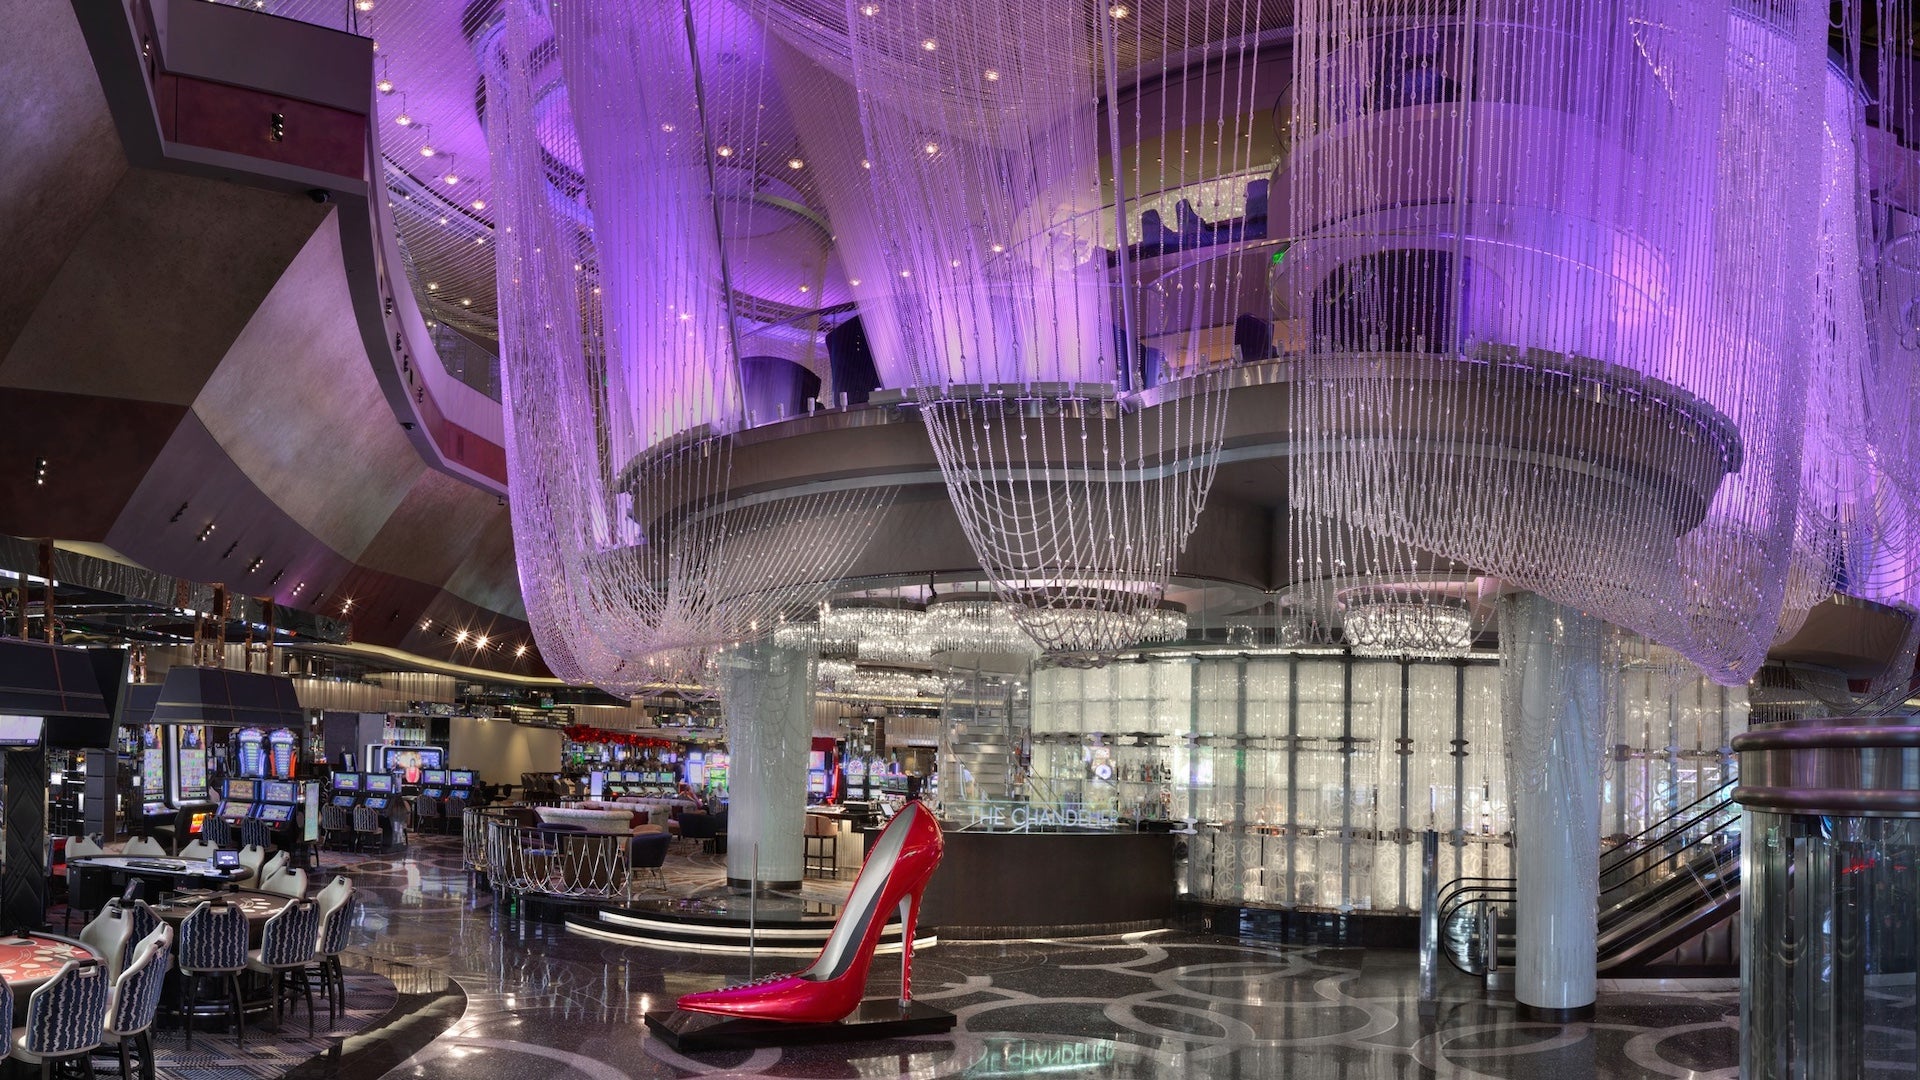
[
  {"xmin": 225, "ymin": 779, "xmax": 257, "ymax": 802},
  {"xmin": 364, "ymin": 796, "xmax": 388, "ymax": 810},
  {"xmin": 333, "ymin": 772, "xmax": 360, "ymax": 791},
  {"xmin": 423, "ymin": 787, "xmax": 444, "ymax": 798},
  {"xmin": 261, "ymin": 780, "xmax": 297, "ymax": 805},
  {"xmin": 450, "ymin": 770, "xmax": 475, "ymax": 787},
  {"xmin": 257, "ymin": 804, "xmax": 294, "ymax": 824},
  {"xmin": 422, "ymin": 770, "xmax": 448, "ymax": 786},
  {"xmin": 365, "ymin": 774, "xmax": 394, "ymax": 794},
  {"xmin": 332, "ymin": 795, "xmax": 357, "ymax": 808},
  {"xmin": 589, "ymin": 771, "xmax": 606, "ymax": 799}
]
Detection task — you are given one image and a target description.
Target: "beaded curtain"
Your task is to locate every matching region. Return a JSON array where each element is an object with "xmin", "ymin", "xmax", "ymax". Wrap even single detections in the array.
[
  {"xmin": 482, "ymin": 0, "xmax": 893, "ymax": 693},
  {"xmin": 1280, "ymin": 0, "xmax": 1833, "ymax": 684}
]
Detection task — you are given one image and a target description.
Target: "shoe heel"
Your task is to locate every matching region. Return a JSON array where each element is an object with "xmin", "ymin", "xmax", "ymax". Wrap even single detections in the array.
[{"xmin": 897, "ymin": 890, "xmax": 922, "ymax": 1007}]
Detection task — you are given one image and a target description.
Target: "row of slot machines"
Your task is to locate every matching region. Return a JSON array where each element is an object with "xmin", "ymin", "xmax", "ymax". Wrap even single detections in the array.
[
  {"xmin": 587, "ymin": 770, "xmax": 678, "ymax": 799},
  {"xmin": 215, "ymin": 777, "xmax": 306, "ymax": 825},
  {"xmin": 328, "ymin": 769, "xmax": 476, "ymax": 810}
]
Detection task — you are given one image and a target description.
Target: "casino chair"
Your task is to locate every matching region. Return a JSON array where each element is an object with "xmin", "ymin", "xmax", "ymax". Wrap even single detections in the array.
[
  {"xmin": 96, "ymin": 929, "xmax": 171, "ymax": 1080},
  {"xmin": 627, "ymin": 832, "xmax": 671, "ymax": 894},
  {"xmin": 119, "ymin": 837, "xmax": 167, "ymax": 859},
  {"xmin": 236, "ymin": 845, "xmax": 269, "ymax": 889},
  {"xmin": 239, "ymin": 818, "xmax": 273, "ymax": 852},
  {"xmin": 351, "ymin": 806, "xmax": 382, "ymax": 852},
  {"xmin": 201, "ymin": 817, "xmax": 236, "ymax": 850},
  {"xmin": 411, "ymin": 795, "xmax": 443, "ymax": 835},
  {"xmin": 320, "ymin": 805, "xmax": 353, "ymax": 850},
  {"xmin": 261, "ymin": 865, "xmax": 307, "ymax": 899},
  {"xmin": 256, "ymin": 851, "xmax": 290, "ymax": 892},
  {"xmin": 64, "ymin": 864, "xmax": 117, "ymax": 935},
  {"xmin": 78, "ymin": 902, "xmax": 136, "ymax": 981},
  {"xmin": 245, "ymin": 899, "xmax": 319, "ymax": 1036},
  {"xmin": 311, "ymin": 879, "xmax": 355, "ymax": 1022},
  {"xmin": 65, "ymin": 836, "xmax": 105, "ymax": 860},
  {"xmin": 179, "ymin": 839, "xmax": 216, "ymax": 861},
  {"xmin": 176, "ymin": 900, "xmax": 250, "ymax": 1049},
  {"xmin": 11, "ymin": 959, "xmax": 110, "ymax": 1080}
]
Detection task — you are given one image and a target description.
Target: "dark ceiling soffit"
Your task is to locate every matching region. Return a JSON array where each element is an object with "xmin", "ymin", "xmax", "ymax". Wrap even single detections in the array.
[
  {"xmin": 0, "ymin": 639, "xmax": 110, "ymax": 718},
  {"xmin": 148, "ymin": 665, "xmax": 303, "ymax": 727}
]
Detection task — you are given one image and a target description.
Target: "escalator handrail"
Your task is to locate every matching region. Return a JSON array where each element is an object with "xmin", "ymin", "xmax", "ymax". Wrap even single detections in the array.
[
  {"xmin": 1435, "ymin": 875, "xmax": 1515, "ymax": 914},
  {"xmin": 1599, "ymin": 781, "xmax": 1738, "ymax": 872},
  {"xmin": 1598, "ymin": 815, "xmax": 1741, "ymax": 903}
]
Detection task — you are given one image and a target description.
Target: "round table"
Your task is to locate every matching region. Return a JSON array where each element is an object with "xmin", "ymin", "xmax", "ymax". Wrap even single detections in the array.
[
  {"xmin": 149, "ymin": 890, "xmax": 289, "ymax": 949},
  {"xmin": 0, "ymin": 934, "xmax": 98, "ymax": 1015}
]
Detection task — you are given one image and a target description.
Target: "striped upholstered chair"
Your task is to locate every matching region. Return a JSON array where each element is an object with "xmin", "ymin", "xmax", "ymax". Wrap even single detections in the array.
[
  {"xmin": 177, "ymin": 900, "xmax": 250, "ymax": 1048},
  {"xmin": 99, "ymin": 930, "xmax": 172, "ymax": 1080},
  {"xmin": 247, "ymin": 899, "xmax": 321, "ymax": 1035},
  {"xmin": 11, "ymin": 960, "xmax": 110, "ymax": 1078},
  {"xmin": 312, "ymin": 880, "xmax": 356, "ymax": 1021}
]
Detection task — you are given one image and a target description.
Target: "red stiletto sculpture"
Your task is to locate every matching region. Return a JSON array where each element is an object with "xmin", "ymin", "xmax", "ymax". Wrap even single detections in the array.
[{"xmin": 675, "ymin": 801, "xmax": 944, "ymax": 1024}]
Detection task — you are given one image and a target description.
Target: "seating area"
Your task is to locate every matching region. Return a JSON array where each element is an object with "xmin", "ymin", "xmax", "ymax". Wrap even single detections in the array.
[{"xmin": 37, "ymin": 831, "xmax": 366, "ymax": 1073}]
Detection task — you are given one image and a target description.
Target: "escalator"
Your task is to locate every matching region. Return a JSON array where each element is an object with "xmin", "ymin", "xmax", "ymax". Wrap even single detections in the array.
[{"xmin": 1436, "ymin": 781, "xmax": 1741, "ymax": 976}]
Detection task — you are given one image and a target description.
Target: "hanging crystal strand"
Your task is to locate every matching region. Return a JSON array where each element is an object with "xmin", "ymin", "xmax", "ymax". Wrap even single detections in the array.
[
  {"xmin": 1283, "ymin": 0, "xmax": 1831, "ymax": 686},
  {"xmin": 484, "ymin": 0, "xmax": 894, "ymax": 695}
]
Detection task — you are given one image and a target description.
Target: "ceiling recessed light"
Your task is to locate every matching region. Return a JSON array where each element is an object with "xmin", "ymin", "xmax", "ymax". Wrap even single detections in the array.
[
  {"xmin": 443, "ymin": 172, "xmax": 460, "ymax": 184},
  {"xmin": 419, "ymin": 144, "xmax": 437, "ymax": 157},
  {"xmin": 849, "ymin": 278, "xmax": 861, "ymax": 286},
  {"xmin": 799, "ymin": 284, "xmax": 810, "ymax": 292},
  {"xmin": 787, "ymin": 157, "xmax": 804, "ymax": 170},
  {"xmin": 715, "ymin": 145, "xmax": 735, "ymax": 158},
  {"xmin": 355, "ymin": 0, "xmax": 373, "ymax": 11},
  {"xmin": 394, "ymin": 113, "xmax": 413, "ymax": 127},
  {"xmin": 983, "ymin": 69, "xmax": 1000, "ymax": 82},
  {"xmin": 859, "ymin": 2, "xmax": 878, "ymax": 14},
  {"xmin": 426, "ymin": 281, "xmax": 439, "ymax": 290},
  {"xmin": 472, "ymin": 199, "xmax": 486, "ymax": 210},
  {"xmin": 1109, "ymin": 4, "xmax": 1129, "ymax": 16},
  {"xmin": 923, "ymin": 141, "xmax": 939, "ymax": 155},
  {"xmin": 376, "ymin": 78, "xmax": 394, "ymax": 94}
]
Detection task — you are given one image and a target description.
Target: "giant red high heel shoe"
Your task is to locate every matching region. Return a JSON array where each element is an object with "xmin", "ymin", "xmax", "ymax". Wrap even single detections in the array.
[{"xmin": 675, "ymin": 801, "xmax": 944, "ymax": 1024}]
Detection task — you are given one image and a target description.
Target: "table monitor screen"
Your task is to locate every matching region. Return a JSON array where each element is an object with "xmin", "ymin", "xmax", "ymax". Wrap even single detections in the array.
[
  {"xmin": 332, "ymin": 796, "xmax": 356, "ymax": 808},
  {"xmin": 225, "ymin": 779, "xmax": 257, "ymax": 802},
  {"xmin": 422, "ymin": 769, "xmax": 447, "ymax": 785},
  {"xmin": 450, "ymin": 771, "xmax": 475, "ymax": 787},
  {"xmin": 365, "ymin": 775, "xmax": 394, "ymax": 793},
  {"xmin": 257, "ymin": 805, "xmax": 293, "ymax": 824},
  {"xmin": 332, "ymin": 772, "xmax": 360, "ymax": 791},
  {"xmin": 260, "ymin": 780, "xmax": 297, "ymax": 805},
  {"xmin": 212, "ymin": 849, "xmax": 241, "ymax": 869}
]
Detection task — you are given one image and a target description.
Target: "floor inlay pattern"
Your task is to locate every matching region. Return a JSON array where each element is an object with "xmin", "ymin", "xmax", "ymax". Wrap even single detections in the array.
[{"xmin": 311, "ymin": 834, "xmax": 1742, "ymax": 1079}]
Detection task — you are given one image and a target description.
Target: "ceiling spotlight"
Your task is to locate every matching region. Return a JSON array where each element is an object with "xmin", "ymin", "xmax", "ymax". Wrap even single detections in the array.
[
  {"xmin": 476, "ymin": 635, "xmax": 489, "ymax": 649},
  {"xmin": 990, "ymin": 242, "xmax": 1005, "ymax": 253},
  {"xmin": 471, "ymin": 199, "xmax": 487, "ymax": 210},
  {"xmin": 247, "ymin": 557, "xmax": 265, "ymax": 573},
  {"xmin": 921, "ymin": 38, "xmax": 937, "ymax": 51},
  {"xmin": 32, "ymin": 458, "xmax": 46, "ymax": 486},
  {"xmin": 923, "ymin": 141, "xmax": 939, "ymax": 155},
  {"xmin": 437, "ymin": 215, "xmax": 449, "ymax": 224},
  {"xmin": 715, "ymin": 145, "xmax": 735, "ymax": 158},
  {"xmin": 983, "ymin": 69, "xmax": 1000, "ymax": 82},
  {"xmin": 899, "ymin": 269, "xmax": 911, "ymax": 277},
  {"xmin": 419, "ymin": 145, "xmax": 436, "ymax": 157},
  {"xmin": 787, "ymin": 157, "xmax": 804, "ymax": 170},
  {"xmin": 426, "ymin": 281, "xmax": 439, "ymax": 291},
  {"xmin": 376, "ymin": 78, "xmax": 394, "ymax": 94},
  {"xmin": 394, "ymin": 113, "xmax": 413, "ymax": 127},
  {"xmin": 342, "ymin": 598, "xmax": 355, "ymax": 612},
  {"xmin": 460, "ymin": 298, "xmax": 472, "ymax": 307},
  {"xmin": 443, "ymin": 172, "xmax": 459, "ymax": 184},
  {"xmin": 1109, "ymin": 4, "xmax": 1129, "ymax": 16},
  {"xmin": 197, "ymin": 523, "xmax": 215, "ymax": 542},
  {"xmin": 355, "ymin": 0, "xmax": 374, "ymax": 10},
  {"xmin": 455, "ymin": 629, "xmax": 468, "ymax": 643},
  {"xmin": 849, "ymin": 278, "xmax": 861, "ymax": 286},
  {"xmin": 798, "ymin": 284, "xmax": 810, "ymax": 293},
  {"xmin": 515, "ymin": 644, "xmax": 528, "ymax": 657},
  {"xmin": 861, "ymin": 158, "xmax": 872, "ymax": 169},
  {"xmin": 660, "ymin": 122, "xmax": 676, "ymax": 133},
  {"xmin": 859, "ymin": 2, "xmax": 878, "ymax": 14}
]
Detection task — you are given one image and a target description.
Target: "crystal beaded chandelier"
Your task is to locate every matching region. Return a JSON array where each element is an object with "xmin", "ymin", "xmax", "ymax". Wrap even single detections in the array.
[
  {"xmin": 482, "ymin": 0, "xmax": 893, "ymax": 694},
  {"xmin": 760, "ymin": 0, "xmax": 1275, "ymax": 655},
  {"xmin": 1279, "ymin": 0, "xmax": 1834, "ymax": 683}
]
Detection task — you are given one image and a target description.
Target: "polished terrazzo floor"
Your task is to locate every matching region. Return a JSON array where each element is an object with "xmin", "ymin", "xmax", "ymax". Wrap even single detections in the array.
[{"xmin": 323, "ymin": 835, "xmax": 1741, "ymax": 1079}]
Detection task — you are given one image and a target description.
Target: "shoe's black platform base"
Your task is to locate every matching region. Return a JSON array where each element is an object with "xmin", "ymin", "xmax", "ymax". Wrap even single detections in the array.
[{"xmin": 644, "ymin": 999, "xmax": 957, "ymax": 1052}]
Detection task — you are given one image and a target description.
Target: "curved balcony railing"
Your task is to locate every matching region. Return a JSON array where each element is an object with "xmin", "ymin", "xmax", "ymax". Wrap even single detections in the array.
[{"xmin": 481, "ymin": 817, "xmax": 636, "ymax": 901}]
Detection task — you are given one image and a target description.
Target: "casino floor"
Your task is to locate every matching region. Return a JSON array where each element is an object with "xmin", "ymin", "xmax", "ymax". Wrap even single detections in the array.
[{"xmin": 317, "ymin": 836, "xmax": 1741, "ymax": 1080}]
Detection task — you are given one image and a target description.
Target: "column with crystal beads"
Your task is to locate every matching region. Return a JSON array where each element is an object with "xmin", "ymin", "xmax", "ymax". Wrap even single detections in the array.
[
  {"xmin": 1502, "ymin": 593, "xmax": 1606, "ymax": 1019},
  {"xmin": 722, "ymin": 640, "xmax": 812, "ymax": 892}
]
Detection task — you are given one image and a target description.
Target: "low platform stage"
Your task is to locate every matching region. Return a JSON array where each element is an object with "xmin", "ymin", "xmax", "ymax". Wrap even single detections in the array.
[
  {"xmin": 531, "ymin": 887, "xmax": 939, "ymax": 956},
  {"xmin": 644, "ymin": 1000, "xmax": 957, "ymax": 1052}
]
